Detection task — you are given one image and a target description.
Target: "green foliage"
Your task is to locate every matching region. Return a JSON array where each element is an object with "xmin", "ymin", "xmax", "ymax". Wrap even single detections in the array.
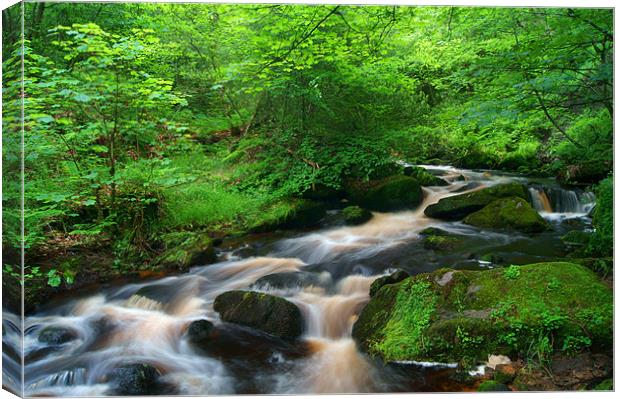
[
  {"xmin": 587, "ymin": 176, "xmax": 613, "ymax": 256},
  {"xmin": 503, "ymin": 265, "xmax": 521, "ymax": 280}
]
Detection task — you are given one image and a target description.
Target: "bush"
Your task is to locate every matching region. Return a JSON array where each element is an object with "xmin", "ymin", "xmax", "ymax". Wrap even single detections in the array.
[{"xmin": 587, "ymin": 176, "xmax": 613, "ymax": 257}]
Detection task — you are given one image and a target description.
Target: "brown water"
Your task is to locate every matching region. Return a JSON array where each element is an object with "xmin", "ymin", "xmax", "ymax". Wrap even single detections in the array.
[{"xmin": 2, "ymin": 165, "xmax": 596, "ymax": 396}]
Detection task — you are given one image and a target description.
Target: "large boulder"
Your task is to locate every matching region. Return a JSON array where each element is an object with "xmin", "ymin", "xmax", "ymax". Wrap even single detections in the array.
[
  {"xmin": 213, "ymin": 290, "xmax": 304, "ymax": 339},
  {"xmin": 463, "ymin": 197, "xmax": 549, "ymax": 233},
  {"xmin": 342, "ymin": 206, "xmax": 373, "ymax": 225},
  {"xmin": 346, "ymin": 175, "xmax": 423, "ymax": 212},
  {"xmin": 352, "ymin": 262, "xmax": 612, "ymax": 365},
  {"xmin": 424, "ymin": 183, "xmax": 528, "ymax": 220}
]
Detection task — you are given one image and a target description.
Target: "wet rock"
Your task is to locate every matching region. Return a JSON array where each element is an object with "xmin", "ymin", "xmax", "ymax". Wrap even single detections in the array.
[
  {"xmin": 155, "ymin": 231, "xmax": 216, "ymax": 272},
  {"xmin": 345, "ymin": 175, "xmax": 423, "ymax": 212},
  {"xmin": 424, "ymin": 183, "xmax": 528, "ymax": 220},
  {"xmin": 561, "ymin": 230, "xmax": 592, "ymax": 246},
  {"xmin": 404, "ymin": 166, "xmax": 448, "ymax": 186},
  {"xmin": 342, "ymin": 206, "xmax": 373, "ymax": 225},
  {"xmin": 253, "ymin": 200, "xmax": 328, "ymax": 232},
  {"xmin": 187, "ymin": 319, "xmax": 215, "ymax": 345},
  {"xmin": 38, "ymin": 326, "xmax": 77, "ymax": 345},
  {"xmin": 463, "ymin": 197, "xmax": 549, "ymax": 233},
  {"xmin": 423, "ymin": 235, "xmax": 463, "ymax": 251},
  {"xmin": 369, "ymin": 269, "xmax": 409, "ymax": 297},
  {"xmin": 213, "ymin": 290, "xmax": 303, "ymax": 339},
  {"xmin": 435, "ymin": 271, "xmax": 454, "ymax": 287},
  {"xmin": 353, "ymin": 262, "xmax": 612, "ymax": 365},
  {"xmin": 253, "ymin": 271, "xmax": 329, "ymax": 289},
  {"xmin": 419, "ymin": 227, "xmax": 452, "ymax": 236},
  {"xmin": 107, "ymin": 363, "xmax": 161, "ymax": 395},
  {"xmin": 477, "ymin": 380, "xmax": 511, "ymax": 392}
]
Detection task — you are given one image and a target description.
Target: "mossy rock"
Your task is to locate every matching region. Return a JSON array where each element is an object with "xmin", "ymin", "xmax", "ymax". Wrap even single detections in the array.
[
  {"xmin": 477, "ymin": 380, "xmax": 511, "ymax": 392},
  {"xmin": 424, "ymin": 183, "xmax": 529, "ymax": 220},
  {"xmin": 253, "ymin": 199, "xmax": 328, "ymax": 231},
  {"xmin": 342, "ymin": 206, "xmax": 373, "ymax": 225},
  {"xmin": 213, "ymin": 290, "xmax": 303, "ymax": 339},
  {"xmin": 301, "ymin": 184, "xmax": 345, "ymax": 202},
  {"xmin": 346, "ymin": 175, "xmax": 423, "ymax": 212},
  {"xmin": 561, "ymin": 230, "xmax": 592, "ymax": 246},
  {"xmin": 154, "ymin": 231, "xmax": 216, "ymax": 271},
  {"xmin": 423, "ymin": 235, "xmax": 463, "ymax": 251},
  {"xmin": 369, "ymin": 269, "xmax": 410, "ymax": 297},
  {"xmin": 352, "ymin": 262, "xmax": 612, "ymax": 364},
  {"xmin": 404, "ymin": 166, "xmax": 448, "ymax": 186},
  {"xmin": 463, "ymin": 197, "xmax": 549, "ymax": 233}
]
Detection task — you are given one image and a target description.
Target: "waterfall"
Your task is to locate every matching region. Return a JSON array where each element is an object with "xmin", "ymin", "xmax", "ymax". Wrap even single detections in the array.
[{"xmin": 528, "ymin": 186, "xmax": 595, "ymax": 216}]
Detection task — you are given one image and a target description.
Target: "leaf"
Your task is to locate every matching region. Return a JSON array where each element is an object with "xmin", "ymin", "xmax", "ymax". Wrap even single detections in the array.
[{"xmin": 73, "ymin": 93, "xmax": 91, "ymax": 103}]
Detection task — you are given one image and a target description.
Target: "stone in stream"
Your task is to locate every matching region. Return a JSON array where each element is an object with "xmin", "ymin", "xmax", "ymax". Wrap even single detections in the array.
[
  {"xmin": 345, "ymin": 175, "xmax": 423, "ymax": 212},
  {"xmin": 352, "ymin": 262, "xmax": 612, "ymax": 365},
  {"xmin": 342, "ymin": 206, "xmax": 373, "ymax": 225},
  {"xmin": 213, "ymin": 290, "xmax": 304, "ymax": 339},
  {"xmin": 424, "ymin": 183, "xmax": 529, "ymax": 220},
  {"xmin": 369, "ymin": 269, "xmax": 410, "ymax": 297},
  {"xmin": 38, "ymin": 326, "xmax": 78, "ymax": 345},
  {"xmin": 403, "ymin": 166, "xmax": 449, "ymax": 186},
  {"xmin": 251, "ymin": 199, "xmax": 328, "ymax": 232},
  {"xmin": 462, "ymin": 197, "xmax": 549, "ymax": 233},
  {"xmin": 186, "ymin": 319, "xmax": 215, "ymax": 345},
  {"xmin": 106, "ymin": 363, "xmax": 163, "ymax": 395},
  {"xmin": 252, "ymin": 271, "xmax": 329, "ymax": 290}
]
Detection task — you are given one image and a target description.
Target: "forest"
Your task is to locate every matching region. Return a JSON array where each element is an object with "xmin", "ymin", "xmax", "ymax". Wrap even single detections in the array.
[{"xmin": 1, "ymin": 2, "xmax": 615, "ymax": 395}]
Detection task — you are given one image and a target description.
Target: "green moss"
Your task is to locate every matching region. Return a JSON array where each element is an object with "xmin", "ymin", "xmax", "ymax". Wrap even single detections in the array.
[
  {"xmin": 593, "ymin": 378, "xmax": 613, "ymax": 391},
  {"xmin": 353, "ymin": 262, "xmax": 612, "ymax": 364},
  {"xmin": 424, "ymin": 183, "xmax": 529, "ymax": 220},
  {"xmin": 155, "ymin": 231, "xmax": 215, "ymax": 271},
  {"xmin": 561, "ymin": 230, "xmax": 592, "ymax": 246},
  {"xmin": 371, "ymin": 279, "xmax": 438, "ymax": 360},
  {"xmin": 423, "ymin": 235, "xmax": 462, "ymax": 251},
  {"xmin": 477, "ymin": 380, "xmax": 510, "ymax": 392},
  {"xmin": 346, "ymin": 175, "xmax": 423, "ymax": 212},
  {"xmin": 404, "ymin": 166, "xmax": 448, "ymax": 186},
  {"xmin": 463, "ymin": 197, "xmax": 549, "ymax": 233},
  {"xmin": 342, "ymin": 206, "xmax": 373, "ymax": 225}
]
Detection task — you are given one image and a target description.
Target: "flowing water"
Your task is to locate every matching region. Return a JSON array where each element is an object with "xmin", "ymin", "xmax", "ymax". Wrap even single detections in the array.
[{"xmin": 2, "ymin": 166, "xmax": 596, "ymax": 396}]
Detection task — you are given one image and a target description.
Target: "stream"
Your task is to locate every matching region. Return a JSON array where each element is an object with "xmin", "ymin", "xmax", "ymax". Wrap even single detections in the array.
[{"xmin": 2, "ymin": 165, "xmax": 596, "ymax": 396}]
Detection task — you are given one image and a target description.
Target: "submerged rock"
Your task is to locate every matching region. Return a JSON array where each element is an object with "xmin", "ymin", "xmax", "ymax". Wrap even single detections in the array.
[
  {"xmin": 213, "ymin": 290, "xmax": 303, "ymax": 339},
  {"xmin": 369, "ymin": 269, "xmax": 409, "ymax": 297},
  {"xmin": 342, "ymin": 206, "xmax": 373, "ymax": 225},
  {"xmin": 424, "ymin": 183, "xmax": 528, "ymax": 220},
  {"xmin": 346, "ymin": 175, "xmax": 423, "ymax": 212},
  {"xmin": 352, "ymin": 262, "xmax": 612, "ymax": 365},
  {"xmin": 462, "ymin": 197, "xmax": 549, "ymax": 233},
  {"xmin": 38, "ymin": 326, "xmax": 77, "ymax": 345},
  {"xmin": 106, "ymin": 363, "xmax": 162, "ymax": 395}
]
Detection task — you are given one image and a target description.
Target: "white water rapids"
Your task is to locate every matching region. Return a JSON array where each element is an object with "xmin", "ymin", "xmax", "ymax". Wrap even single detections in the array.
[{"xmin": 2, "ymin": 166, "xmax": 596, "ymax": 395}]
